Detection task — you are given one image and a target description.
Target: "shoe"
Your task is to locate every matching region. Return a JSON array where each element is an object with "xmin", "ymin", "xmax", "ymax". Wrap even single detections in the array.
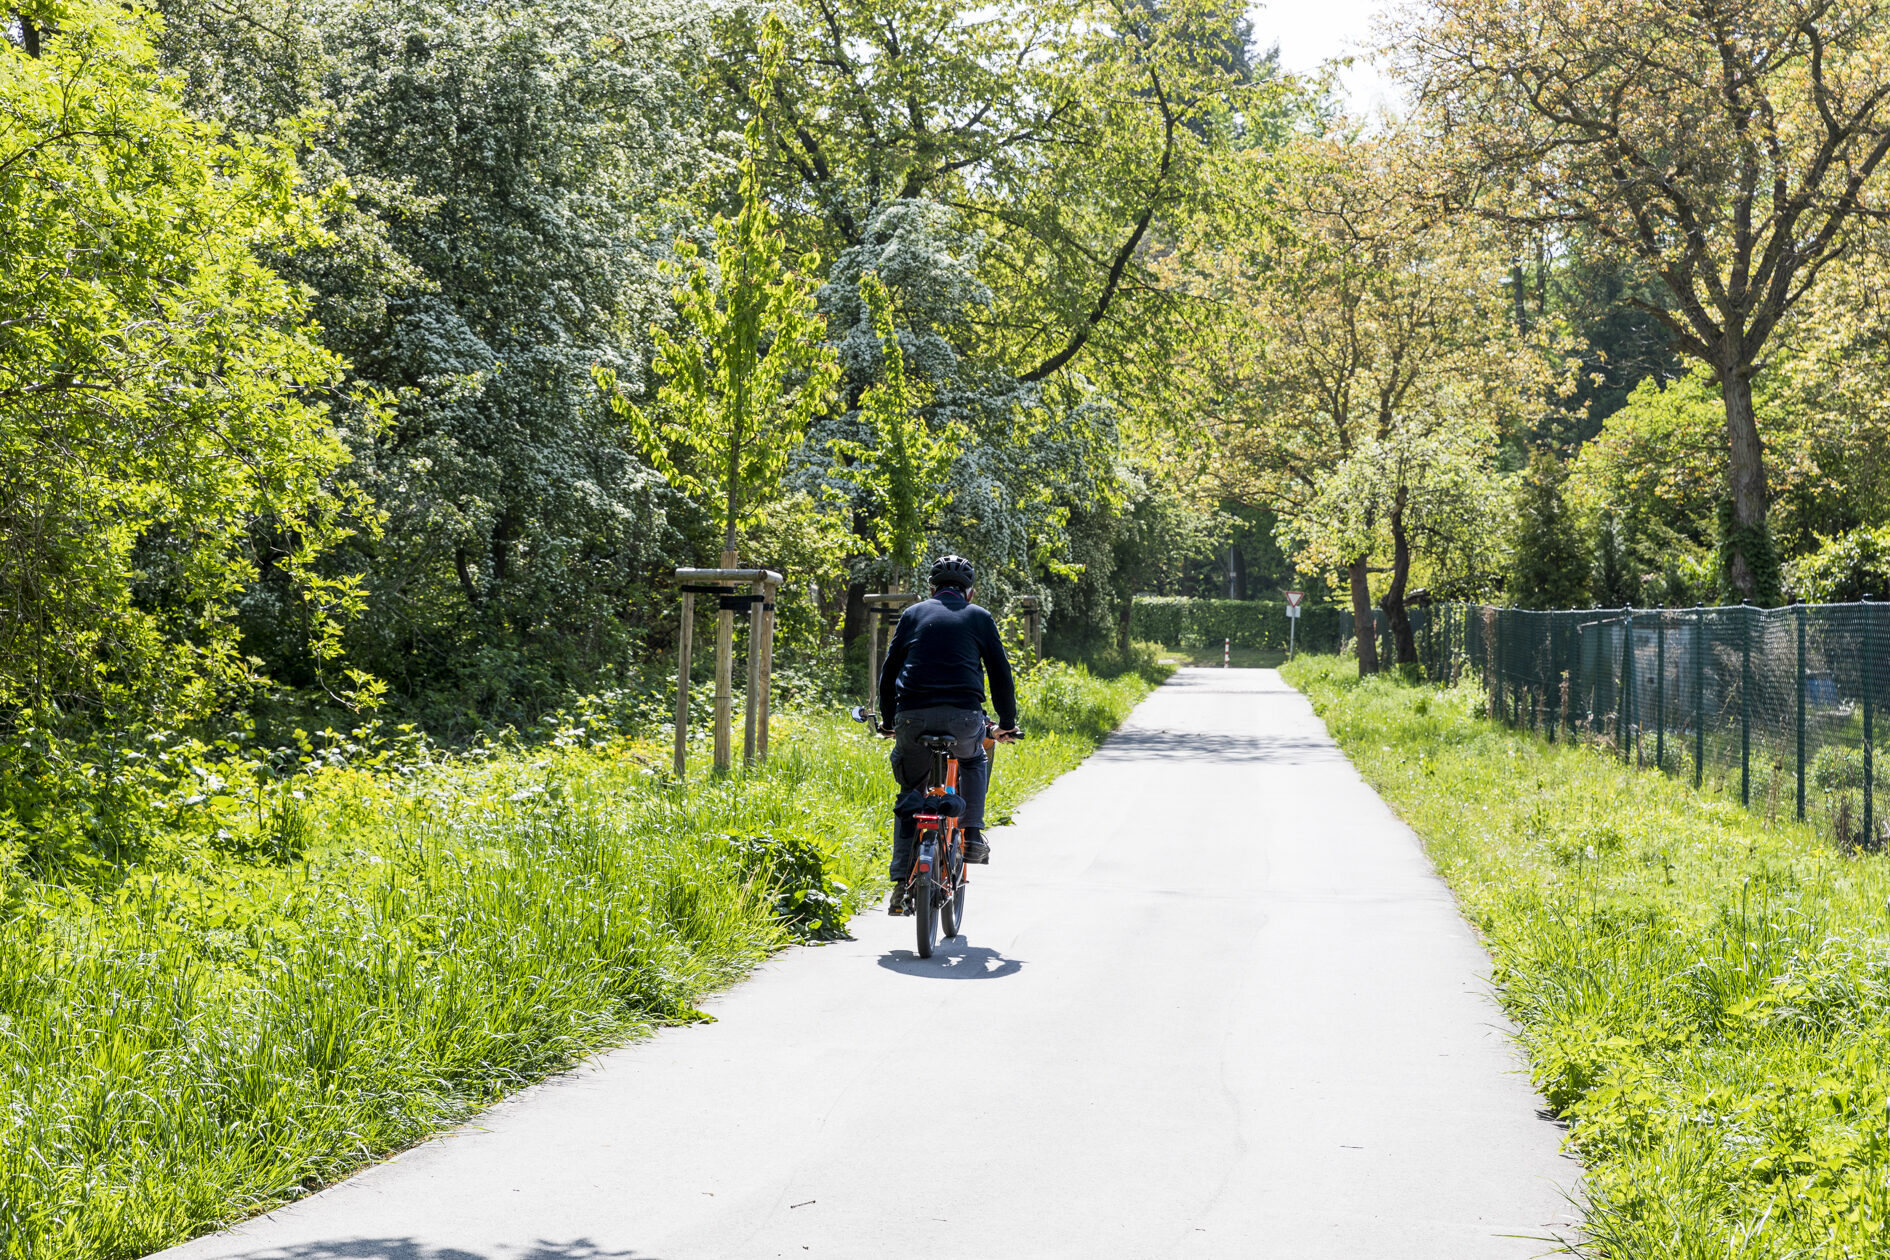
[
  {"xmin": 962, "ymin": 828, "xmax": 990, "ymax": 864},
  {"xmin": 887, "ymin": 887, "xmax": 910, "ymax": 916}
]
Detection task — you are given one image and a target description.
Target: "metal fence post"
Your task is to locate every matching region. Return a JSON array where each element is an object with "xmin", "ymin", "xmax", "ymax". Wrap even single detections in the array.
[
  {"xmin": 1494, "ymin": 608, "xmax": 1505, "ymax": 724},
  {"xmin": 1655, "ymin": 609, "xmax": 1666, "ymax": 772},
  {"xmin": 1866, "ymin": 598, "xmax": 1876, "ymax": 844},
  {"xmin": 1622, "ymin": 606, "xmax": 1635, "ymax": 764},
  {"xmin": 1591, "ymin": 618, "xmax": 1603, "ymax": 744},
  {"xmin": 1425, "ymin": 603, "xmax": 1434, "ymax": 680},
  {"xmin": 1796, "ymin": 602, "xmax": 1807, "ymax": 821},
  {"xmin": 1694, "ymin": 606, "xmax": 1706, "ymax": 790},
  {"xmin": 1547, "ymin": 617, "xmax": 1559, "ymax": 742},
  {"xmin": 1740, "ymin": 601, "xmax": 1753, "ymax": 807}
]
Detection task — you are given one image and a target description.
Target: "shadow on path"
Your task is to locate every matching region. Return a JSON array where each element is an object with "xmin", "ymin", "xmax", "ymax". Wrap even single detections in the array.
[
  {"xmin": 876, "ymin": 943, "xmax": 1024, "ymax": 979},
  {"xmin": 193, "ymin": 1241, "xmax": 656, "ymax": 1260},
  {"xmin": 1097, "ymin": 728, "xmax": 1344, "ymax": 765}
]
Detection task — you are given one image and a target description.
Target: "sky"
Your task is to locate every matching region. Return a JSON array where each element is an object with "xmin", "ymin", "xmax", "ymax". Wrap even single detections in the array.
[{"xmin": 1247, "ymin": 0, "xmax": 1402, "ymax": 117}]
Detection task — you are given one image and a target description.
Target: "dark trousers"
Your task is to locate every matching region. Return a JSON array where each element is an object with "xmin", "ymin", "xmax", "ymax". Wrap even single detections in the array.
[{"xmin": 888, "ymin": 706, "xmax": 989, "ymax": 882}]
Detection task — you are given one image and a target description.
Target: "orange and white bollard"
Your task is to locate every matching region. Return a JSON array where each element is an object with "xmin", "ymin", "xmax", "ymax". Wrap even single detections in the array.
[{"xmin": 1224, "ymin": 637, "xmax": 1230, "ymax": 668}]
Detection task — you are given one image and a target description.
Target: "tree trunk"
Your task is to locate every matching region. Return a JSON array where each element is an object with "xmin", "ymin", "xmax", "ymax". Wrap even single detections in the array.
[
  {"xmin": 1381, "ymin": 488, "xmax": 1416, "ymax": 666},
  {"xmin": 841, "ymin": 578, "xmax": 867, "ymax": 651},
  {"xmin": 1721, "ymin": 367, "xmax": 1773, "ymax": 602},
  {"xmin": 1348, "ymin": 556, "xmax": 1379, "ymax": 677},
  {"xmin": 1231, "ymin": 545, "xmax": 1247, "ymax": 600}
]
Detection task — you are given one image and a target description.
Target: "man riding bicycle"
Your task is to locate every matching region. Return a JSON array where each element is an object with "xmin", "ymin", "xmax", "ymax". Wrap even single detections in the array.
[{"xmin": 877, "ymin": 555, "xmax": 1018, "ymax": 914}]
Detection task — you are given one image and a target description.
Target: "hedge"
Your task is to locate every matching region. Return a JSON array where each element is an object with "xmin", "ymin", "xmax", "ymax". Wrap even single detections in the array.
[{"xmin": 1129, "ymin": 596, "xmax": 1348, "ymax": 653}]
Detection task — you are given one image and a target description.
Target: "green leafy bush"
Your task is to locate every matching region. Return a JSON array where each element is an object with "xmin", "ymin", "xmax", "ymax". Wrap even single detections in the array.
[
  {"xmin": 1785, "ymin": 524, "xmax": 1890, "ymax": 603},
  {"xmin": 1016, "ymin": 661, "xmax": 1153, "ymax": 741}
]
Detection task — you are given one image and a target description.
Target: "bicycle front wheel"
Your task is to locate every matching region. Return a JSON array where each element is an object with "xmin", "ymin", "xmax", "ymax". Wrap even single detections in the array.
[
  {"xmin": 941, "ymin": 875, "xmax": 965, "ymax": 939},
  {"xmin": 914, "ymin": 876, "xmax": 939, "ymax": 958},
  {"xmin": 940, "ymin": 839, "xmax": 966, "ymax": 939}
]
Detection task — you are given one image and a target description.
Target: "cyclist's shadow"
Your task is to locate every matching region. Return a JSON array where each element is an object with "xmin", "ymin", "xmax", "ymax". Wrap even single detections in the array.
[{"xmin": 876, "ymin": 941, "xmax": 1024, "ymax": 979}]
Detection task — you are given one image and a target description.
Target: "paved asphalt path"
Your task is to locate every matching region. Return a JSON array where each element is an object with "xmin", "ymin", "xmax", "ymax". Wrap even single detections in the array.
[{"xmin": 153, "ymin": 667, "xmax": 1580, "ymax": 1260}]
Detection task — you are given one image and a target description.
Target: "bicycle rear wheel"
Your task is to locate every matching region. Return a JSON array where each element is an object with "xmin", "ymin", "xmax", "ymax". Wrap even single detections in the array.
[{"xmin": 914, "ymin": 876, "xmax": 939, "ymax": 957}]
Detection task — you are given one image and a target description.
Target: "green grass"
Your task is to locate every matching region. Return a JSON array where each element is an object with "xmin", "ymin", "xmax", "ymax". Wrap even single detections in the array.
[
  {"xmin": 1282, "ymin": 654, "xmax": 1890, "ymax": 1258},
  {"xmin": 0, "ymin": 661, "xmax": 1159, "ymax": 1260}
]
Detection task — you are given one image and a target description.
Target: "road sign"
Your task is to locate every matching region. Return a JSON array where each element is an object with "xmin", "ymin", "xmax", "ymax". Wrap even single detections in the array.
[
  {"xmin": 1286, "ymin": 604, "xmax": 1301, "ymax": 619},
  {"xmin": 1285, "ymin": 590, "xmax": 1305, "ymax": 608}
]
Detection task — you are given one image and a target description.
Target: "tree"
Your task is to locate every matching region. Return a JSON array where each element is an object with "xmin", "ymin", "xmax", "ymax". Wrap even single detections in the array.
[
  {"xmin": 804, "ymin": 199, "xmax": 1117, "ymax": 638},
  {"xmin": 1, "ymin": 0, "xmax": 351, "ymax": 737},
  {"xmin": 1509, "ymin": 449, "xmax": 1592, "ymax": 609},
  {"xmin": 162, "ymin": 0, "xmax": 725, "ymax": 718},
  {"xmin": 709, "ymin": 0, "xmax": 1259, "ymax": 402},
  {"xmin": 602, "ymin": 15, "xmax": 840, "ymax": 566},
  {"xmin": 1284, "ymin": 423, "xmax": 1509, "ymax": 657},
  {"xmin": 1399, "ymin": 0, "xmax": 1890, "ymax": 601},
  {"xmin": 1183, "ymin": 132, "xmax": 1557, "ymax": 672},
  {"xmin": 827, "ymin": 273, "xmax": 956, "ymax": 588}
]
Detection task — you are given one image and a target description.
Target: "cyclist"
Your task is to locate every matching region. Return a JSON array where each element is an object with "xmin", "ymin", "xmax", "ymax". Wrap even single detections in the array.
[{"xmin": 877, "ymin": 555, "xmax": 1019, "ymax": 913}]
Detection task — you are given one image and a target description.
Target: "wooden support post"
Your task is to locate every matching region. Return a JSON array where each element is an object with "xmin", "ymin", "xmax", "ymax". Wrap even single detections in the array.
[
  {"xmin": 744, "ymin": 576, "xmax": 763, "ymax": 764},
  {"xmin": 673, "ymin": 566, "xmax": 783, "ymax": 778},
  {"xmin": 866, "ymin": 604, "xmax": 882, "ymax": 718},
  {"xmin": 758, "ymin": 579, "xmax": 777, "ymax": 761},
  {"xmin": 714, "ymin": 594, "xmax": 735, "ymax": 774},
  {"xmin": 1015, "ymin": 596, "xmax": 1042, "ymax": 665},
  {"xmin": 865, "ymin": 593, "xmax": 919, "ymax": 719},
  {"xmin": 674, "ymin": 592, "xmax": 694, "ymax": 778}
]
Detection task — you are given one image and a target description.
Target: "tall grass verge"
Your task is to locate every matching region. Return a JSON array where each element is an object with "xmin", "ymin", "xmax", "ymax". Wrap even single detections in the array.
[
  {"xmin": 1283, "ymin": 654, "xmax": 1890, "ymax": 1258},
  {"xmin": 0, "ymin": 660, "xmax": 1160, "ymax": 1260}
]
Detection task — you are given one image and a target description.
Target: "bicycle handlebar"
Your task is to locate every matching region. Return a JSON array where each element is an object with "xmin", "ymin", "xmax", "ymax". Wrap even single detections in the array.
[{"xmin": 847, "ymin": 706, "xmax": 1024, "ymax": 741}]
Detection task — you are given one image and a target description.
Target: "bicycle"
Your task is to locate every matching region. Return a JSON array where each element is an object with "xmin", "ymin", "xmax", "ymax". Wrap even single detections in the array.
[{"xmin": 851, "ymin": 707, "xmax": 1019, "ymax": 959}]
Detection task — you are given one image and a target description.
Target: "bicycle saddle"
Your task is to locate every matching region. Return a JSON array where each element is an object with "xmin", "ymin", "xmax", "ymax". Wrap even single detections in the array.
[{"xmin": 919, "ymin": 733, "xmax": 960, "ymax": 751}]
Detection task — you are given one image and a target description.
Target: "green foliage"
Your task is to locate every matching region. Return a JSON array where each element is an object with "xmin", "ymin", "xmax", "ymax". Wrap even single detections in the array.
[
  {"xmin": 1075, "ymin": 640, "xmax": 1175, "ymax": 687},
  {"xmin": 719, "ymin": 0, "xmax": 1254, "ymax": 397},
  {"xmin": 269, "ymin": 0, "xmax": 719, "ymax": 715},
  {"xmin": 1130, "ymin": 596, "xmax": 1345, "ymax": 652},
  {"xmin": 1284, "ymin": 654, "xmax": 1890, "ymax": 1256},
  {"xmin": 0, "ymin": 0, "xmax": 355, "ymax": 736},
  {"xmin": 1013, "ymin": 661, "xmax": 1159, "ymax": 742},
  {"xmin": 1508, "ymin": 448, "xmax": 1592, "ymax": 609},
  {"xmin": 826, "ymin": 273, "xmax": 956, "ymax": 583},
  {"xmin": 1785, "ymin": 525, "xmax": 1890, "ymax": 603},
  {"xmin": 601, "ymin": 15, "xmax": 840, "ymax": 560},
  {"xmin": 1568, "ymin": 372, "xmax": 1724, "ymax": 606}
]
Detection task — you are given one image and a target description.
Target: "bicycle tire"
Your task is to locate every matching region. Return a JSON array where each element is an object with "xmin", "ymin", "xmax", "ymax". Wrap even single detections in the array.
[
  {"xmin": 942, "ymin": 876, "xmax": 965, "ymax": 939},
  {"xmin": 914, "ymin": 876, "xmax": 938, "ymax": 958},
  {"xmin": 940, "ymin": 838, "xmax": 965, "ymax": 938}
]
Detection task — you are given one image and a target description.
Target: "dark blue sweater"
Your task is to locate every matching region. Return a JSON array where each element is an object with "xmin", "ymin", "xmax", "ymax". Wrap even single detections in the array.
[{"xmin": 878, "ymin": 590, "xmax": 1017, "ymax": 727}]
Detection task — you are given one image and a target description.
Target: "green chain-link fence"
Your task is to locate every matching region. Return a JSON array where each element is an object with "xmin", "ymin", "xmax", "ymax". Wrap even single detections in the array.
[{"xmin": 1411, "ymin": 602, "xmax": 1890, "ymax": 847}]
